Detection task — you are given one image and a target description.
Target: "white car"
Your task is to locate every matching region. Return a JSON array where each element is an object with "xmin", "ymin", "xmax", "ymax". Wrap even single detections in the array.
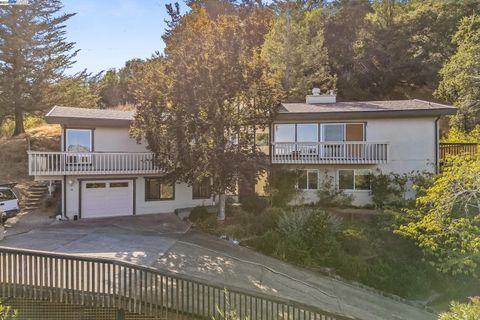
[{"xmin": 0, "ymin": 184, "xmax": 20, "ymax": 222}]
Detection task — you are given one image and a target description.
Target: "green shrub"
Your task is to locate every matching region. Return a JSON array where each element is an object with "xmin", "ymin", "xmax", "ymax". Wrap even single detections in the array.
[
  {"xmin": 303, "ymin": 209, "xmax": 341, "ymax": 254},
  {"xmin": 275, "ymin": 232, "xmax": 311, "ymax": 265},
  {"xmin": 277, "ymin": 206, "xmax": 312, "ymax": 237},
  {"xmin": 337, "ymin": 226, "xmax": 369, "ymax": 255},
  {"xmin": 0, "ymin": 301, "xmax": 16, "ymax": 320},
  {"xmin": 439, "ymin": 297, "xmax": 480, "ymax": 320},
  {"xmin": 189, "ymin": 206, "xmax": 210, "ymax": 222},
  {"xmin": 332, "ymin": 252, "xmax": 369, "ymax": 280},
  {"xmin": 245, "ymin": 230, "xmax": 282, "ymax": 255},
  {"xmin": 369, "ymin": 171, "xmax": 405, "ymax": 209},
  {"xmin": 241, "ymin": 195, "xmax": 269, "ymax": 214},
  {"xmin": 249, "ymin": 206, "xmax": 284, "ymax": 235},
  {"xmin": 276, "ymin": 207, "xmax": 342, "ymax": 265},
  {"xmin": 265, "ymin": 168, "xmax": 300, "ymax": 208},
  {"xmin": 317, "ymin": 172, "xmax": 353, "ymax": 208},
  {"xmin": 369, "ymin": 170, "xmax": 434, "ymax": 209}
]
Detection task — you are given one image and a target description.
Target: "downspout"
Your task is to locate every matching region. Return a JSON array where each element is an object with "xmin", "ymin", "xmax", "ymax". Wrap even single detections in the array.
[
  {"xmin": 62, "ymin": 125, "xmax": 67, "ymax": 219},
  {"xmin": 435, "ymin": 117, "xmax": 440, "ymax": 174},
  {"xmin": 63, "ymin": 175, "xmax": 67, "ymax": 219}
]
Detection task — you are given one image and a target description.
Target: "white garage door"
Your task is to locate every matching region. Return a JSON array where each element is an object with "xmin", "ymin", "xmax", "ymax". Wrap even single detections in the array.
[{"xmin": 81, "ymin": 180, "xmax": 133, "ymax": 218}]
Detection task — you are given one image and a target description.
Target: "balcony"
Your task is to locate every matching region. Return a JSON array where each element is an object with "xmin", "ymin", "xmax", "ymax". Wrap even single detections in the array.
[
  {"xmin": 271, "ymin": 142, "xmax": 389, "ymax": 164},
  {"xmin": 28, "ymin": 151, "xmax": 162, "ymax": 176}
]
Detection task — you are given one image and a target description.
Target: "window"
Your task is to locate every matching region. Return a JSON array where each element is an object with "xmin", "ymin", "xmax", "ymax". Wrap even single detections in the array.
[
  {"xmin": 145, "ymin": 178, "xmax": 175, "ymax": 201},
  {"xmin": 274, "ymin": 124, "xmax": 295, "ymax": 142},
  {"xmin": 66, "ymin": 129, "xmax": 92, "ymax": 152},
  {"xmin": 322, "ymin": 124, "xmax": 344, "ymax": 142},
  {"xmin": 321, "ymin": 123, "xmax": 365, "ymax": 142},
  {"xmin": 297, "ymin": 124, "xmax": 318, "ymax": 142},
  {"xmin": 192, "ymin": 178, "xmax": 211, "ymax": 199},
  {"xmin": 338, "ymin": 169, "xmax": 371, "ymax": 191},
  {"xmin": 297, "ymin": 170, "xmax": 319, "ymax": 190},
  {"xmin": 354, "ymin": 170, "xmax": 371, "ymax": 190},
  {"xmin": 110, "ymin": 182, "xmax": 129, "ymax": 188},
  {"xmin": 0, "ymin": 189, "xmax": 16, "ymax": 201},
  {"xmin": 86, "ymin": 183, "xmax": 106, "ymax": 189}
]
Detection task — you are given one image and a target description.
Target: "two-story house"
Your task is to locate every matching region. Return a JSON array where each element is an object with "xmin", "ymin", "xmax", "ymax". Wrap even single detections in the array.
[
  {"xmin": 28, "ymin": 91, "xmax": 456, "ymax": 219},
  {"xmin": 266, "ymin": 90, "xmax": 456, "ymax": 205},
  {"xmin": 28, "ymin": 107, "xmax": 214, "ymax": 220}
]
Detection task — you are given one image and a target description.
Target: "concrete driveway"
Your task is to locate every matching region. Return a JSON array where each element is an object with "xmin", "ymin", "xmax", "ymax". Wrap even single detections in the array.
[{"xmin": 0, "ymin": 213, "xmax": 436, "ymax": 320}]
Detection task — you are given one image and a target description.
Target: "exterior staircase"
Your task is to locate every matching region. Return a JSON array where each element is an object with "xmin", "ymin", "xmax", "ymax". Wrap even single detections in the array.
[{"xmin": 23, "ymin": 183, "xmax": 48, "ymax": 212}]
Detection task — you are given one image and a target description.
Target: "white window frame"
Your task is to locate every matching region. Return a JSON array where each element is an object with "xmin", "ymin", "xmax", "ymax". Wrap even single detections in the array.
[
  {"xmin": 296, "ymin": 169, "xmax": 319, "ymax": 190},
  {"xmin": 273, "ymin": 123, "xmax": 296, "ymax": 142},
  {"xmin": 320, "ymin": 123, "xmax": 366, "ymax": 142},
  {"xmin": 337, "ymin": 169, "xmax": 371, "ymax": 191},
  {"xmin": 65, "ymin": 129, "xmax": 93, "ymax": 165},
  {"xmin": 321, "ymin": 123, "xmax": 345, "ymax": 142},
  {"xmin": 66, "ymin": 129, "xmax": 93, "ymax": 152}
]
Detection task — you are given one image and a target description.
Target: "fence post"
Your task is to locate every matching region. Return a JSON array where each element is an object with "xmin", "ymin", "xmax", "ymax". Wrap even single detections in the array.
[{"xmin": 116, "ymin": 309, "xmax": 125, "ymax": 320}]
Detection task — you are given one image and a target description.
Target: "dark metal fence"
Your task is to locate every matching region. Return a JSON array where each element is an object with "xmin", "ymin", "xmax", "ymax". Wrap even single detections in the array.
[
  {"xmin": 0, "ymin": 247, "xmax": 353, "ymax": 320},
  {"xmin": 440, "ymin": 143, "xmax": 478, "ymax": 159}
]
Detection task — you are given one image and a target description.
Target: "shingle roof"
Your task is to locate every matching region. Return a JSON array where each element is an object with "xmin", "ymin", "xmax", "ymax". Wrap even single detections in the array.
[
  {"xmin": 277, "ymin": 99, "xmax": 457, "ymax": 120},
  {"xmin": 47, "ymin": 106, "xmax": 134, "ymax": 120},
  {"xmin": 45, "ymin": 106, "xmax": 134, "ymax": 127},
  {"xmin": 45, "ymin": 99, "xmax": 457, "ymax": 126}
]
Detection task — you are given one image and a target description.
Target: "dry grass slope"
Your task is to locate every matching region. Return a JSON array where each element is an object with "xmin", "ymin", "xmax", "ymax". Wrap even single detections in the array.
[{"xmin": 0, "ymin": 124, "xmax": 60, "ymax": 189}]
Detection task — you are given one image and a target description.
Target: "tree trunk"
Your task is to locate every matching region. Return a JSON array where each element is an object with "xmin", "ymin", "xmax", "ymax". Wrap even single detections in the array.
[
  {"xmin": 12, "ymin": 108, "xmax": 25, "ymax": 136},
  {"xmin": 217, "ymin": 193, "xmax": 226, "ymax": 221}
]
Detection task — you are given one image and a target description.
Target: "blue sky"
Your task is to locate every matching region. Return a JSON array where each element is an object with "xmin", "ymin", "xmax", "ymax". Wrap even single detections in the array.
[{"xmin": 62, "ymin": 0, "xmax": 187, "ymax": 75}]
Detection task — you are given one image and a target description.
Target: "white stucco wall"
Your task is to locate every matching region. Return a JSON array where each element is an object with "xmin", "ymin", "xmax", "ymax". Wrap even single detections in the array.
[
  {"xmin": 366, "ymin": 117, "xmax": 437, "ymax": 174},
  {"xmin": 93, "ymin": 127, "xmax": 147, "ymax": 152},
  {"xmin": 64, "ymin": 175, "xmax": 214, "ymax": 219},
  {"xmin": 274, "ymin": 116, "xmax": 438, "ymax": 206},
  {"xmin": 61, "ymin": 126, "xmax": 148, "ymax": 152}
]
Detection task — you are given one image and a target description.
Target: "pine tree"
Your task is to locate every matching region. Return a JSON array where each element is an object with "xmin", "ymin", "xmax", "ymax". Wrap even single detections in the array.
[
  {"xmin": 0, "ymin": 0, "xmax": 77, "ymax": 135},
  {"xmin": 262, "ymin": 1, "xmax": 336, "ymax": 102}
]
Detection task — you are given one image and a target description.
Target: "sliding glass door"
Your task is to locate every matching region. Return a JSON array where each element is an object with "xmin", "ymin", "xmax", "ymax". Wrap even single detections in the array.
[
  {"xmin": 322, "ymin": 124, "xmax": 345, "ymax": 158},
  {"xmin": 273, "ymin": 124, "xmax": 295, "ymax": 155},
  {"xmin": 296, "ymin": 124, "xmax": 318, "ymax": 156},
  {"xmin": 273, "ymin": 122, "xmax": 365, "ymax": 160}
]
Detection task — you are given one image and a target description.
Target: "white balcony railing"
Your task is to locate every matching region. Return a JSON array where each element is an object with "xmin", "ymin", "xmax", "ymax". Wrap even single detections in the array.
[
  {"xmin": 271, "ymin": 142, "xmax": 389, "ymax": 164},
  {"xmin": 28, "ymin": 151, "xmax": 162, "ymax": 176}
]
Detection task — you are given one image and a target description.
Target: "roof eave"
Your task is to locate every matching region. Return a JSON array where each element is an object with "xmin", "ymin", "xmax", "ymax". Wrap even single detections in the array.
[
  {"xmin": 275, "ymin": 108, "xmax": 457, "ymax": 121},
  {"xmin": 45, "ymin": 116, "xmax": 133, "ymax": 127}
]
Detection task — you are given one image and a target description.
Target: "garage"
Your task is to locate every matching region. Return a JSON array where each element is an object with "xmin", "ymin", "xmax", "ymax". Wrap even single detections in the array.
[{"xmin": 81, "ymin": 180, "xmax": 134, "ymax": 218}]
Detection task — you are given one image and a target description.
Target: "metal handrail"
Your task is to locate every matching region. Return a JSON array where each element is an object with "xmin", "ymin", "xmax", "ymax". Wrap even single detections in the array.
[{"xmin": 0, "ymin": 246, "xmax": 354, "ymax": 320}]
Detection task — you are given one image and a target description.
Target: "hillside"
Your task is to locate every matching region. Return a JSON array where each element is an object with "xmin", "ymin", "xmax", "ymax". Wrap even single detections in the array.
[{"xmin": 0, "ymin": 124, "xmax": 61, "ymax": 199}]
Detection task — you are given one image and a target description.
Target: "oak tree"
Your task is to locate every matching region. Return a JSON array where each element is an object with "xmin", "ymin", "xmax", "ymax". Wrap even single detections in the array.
[{"xmin": 131, "ymin": 4, "xmax": 282, "ymax": 220}]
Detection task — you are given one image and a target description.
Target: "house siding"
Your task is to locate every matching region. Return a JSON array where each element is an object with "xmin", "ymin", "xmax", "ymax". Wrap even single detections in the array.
[
  {"xmin": 64, "ymin": 175, "xmax": 214, "ymax": 219},
  {"xmin": 271, "ymin": 117, "xmax": 438, "ymax": 206},
  {"xmin": 93, "ymin": 127, "xmax": 147, "ymax": 152}
]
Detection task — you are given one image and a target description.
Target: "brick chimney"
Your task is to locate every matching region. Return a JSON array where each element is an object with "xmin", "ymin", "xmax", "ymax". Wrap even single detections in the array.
[{"xmin": 306, "ymin": 88, "xmax": 336, "ymax": 104}]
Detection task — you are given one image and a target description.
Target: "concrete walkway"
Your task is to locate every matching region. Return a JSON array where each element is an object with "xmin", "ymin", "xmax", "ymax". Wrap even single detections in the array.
[{"xmin": 0, "ymin": 213, "xmax": 436, "ymax": 320}]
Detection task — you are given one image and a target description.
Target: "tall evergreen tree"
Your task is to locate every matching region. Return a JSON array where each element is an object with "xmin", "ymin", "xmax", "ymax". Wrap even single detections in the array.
[
  {"xmin": 353, "ymin": 0, "xmax": 479, "ymax": 100},
  {"xmin": 262, "ymin": 1, "xmax": 336, "ymax": 102},
  {"xmin": 435, "ymin": 14, "xmax": 480, "ymax": 131},
  {"xmin": 0, "ymin": 0, "xmax": 77, "ymax": 135},
  {"xmin": 41, "ymin": 71, "xmax": 101, "ymax": 110},
  {"xmin": 324, "ymin": 0, "xmax": 372, "ymax": 100}
]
